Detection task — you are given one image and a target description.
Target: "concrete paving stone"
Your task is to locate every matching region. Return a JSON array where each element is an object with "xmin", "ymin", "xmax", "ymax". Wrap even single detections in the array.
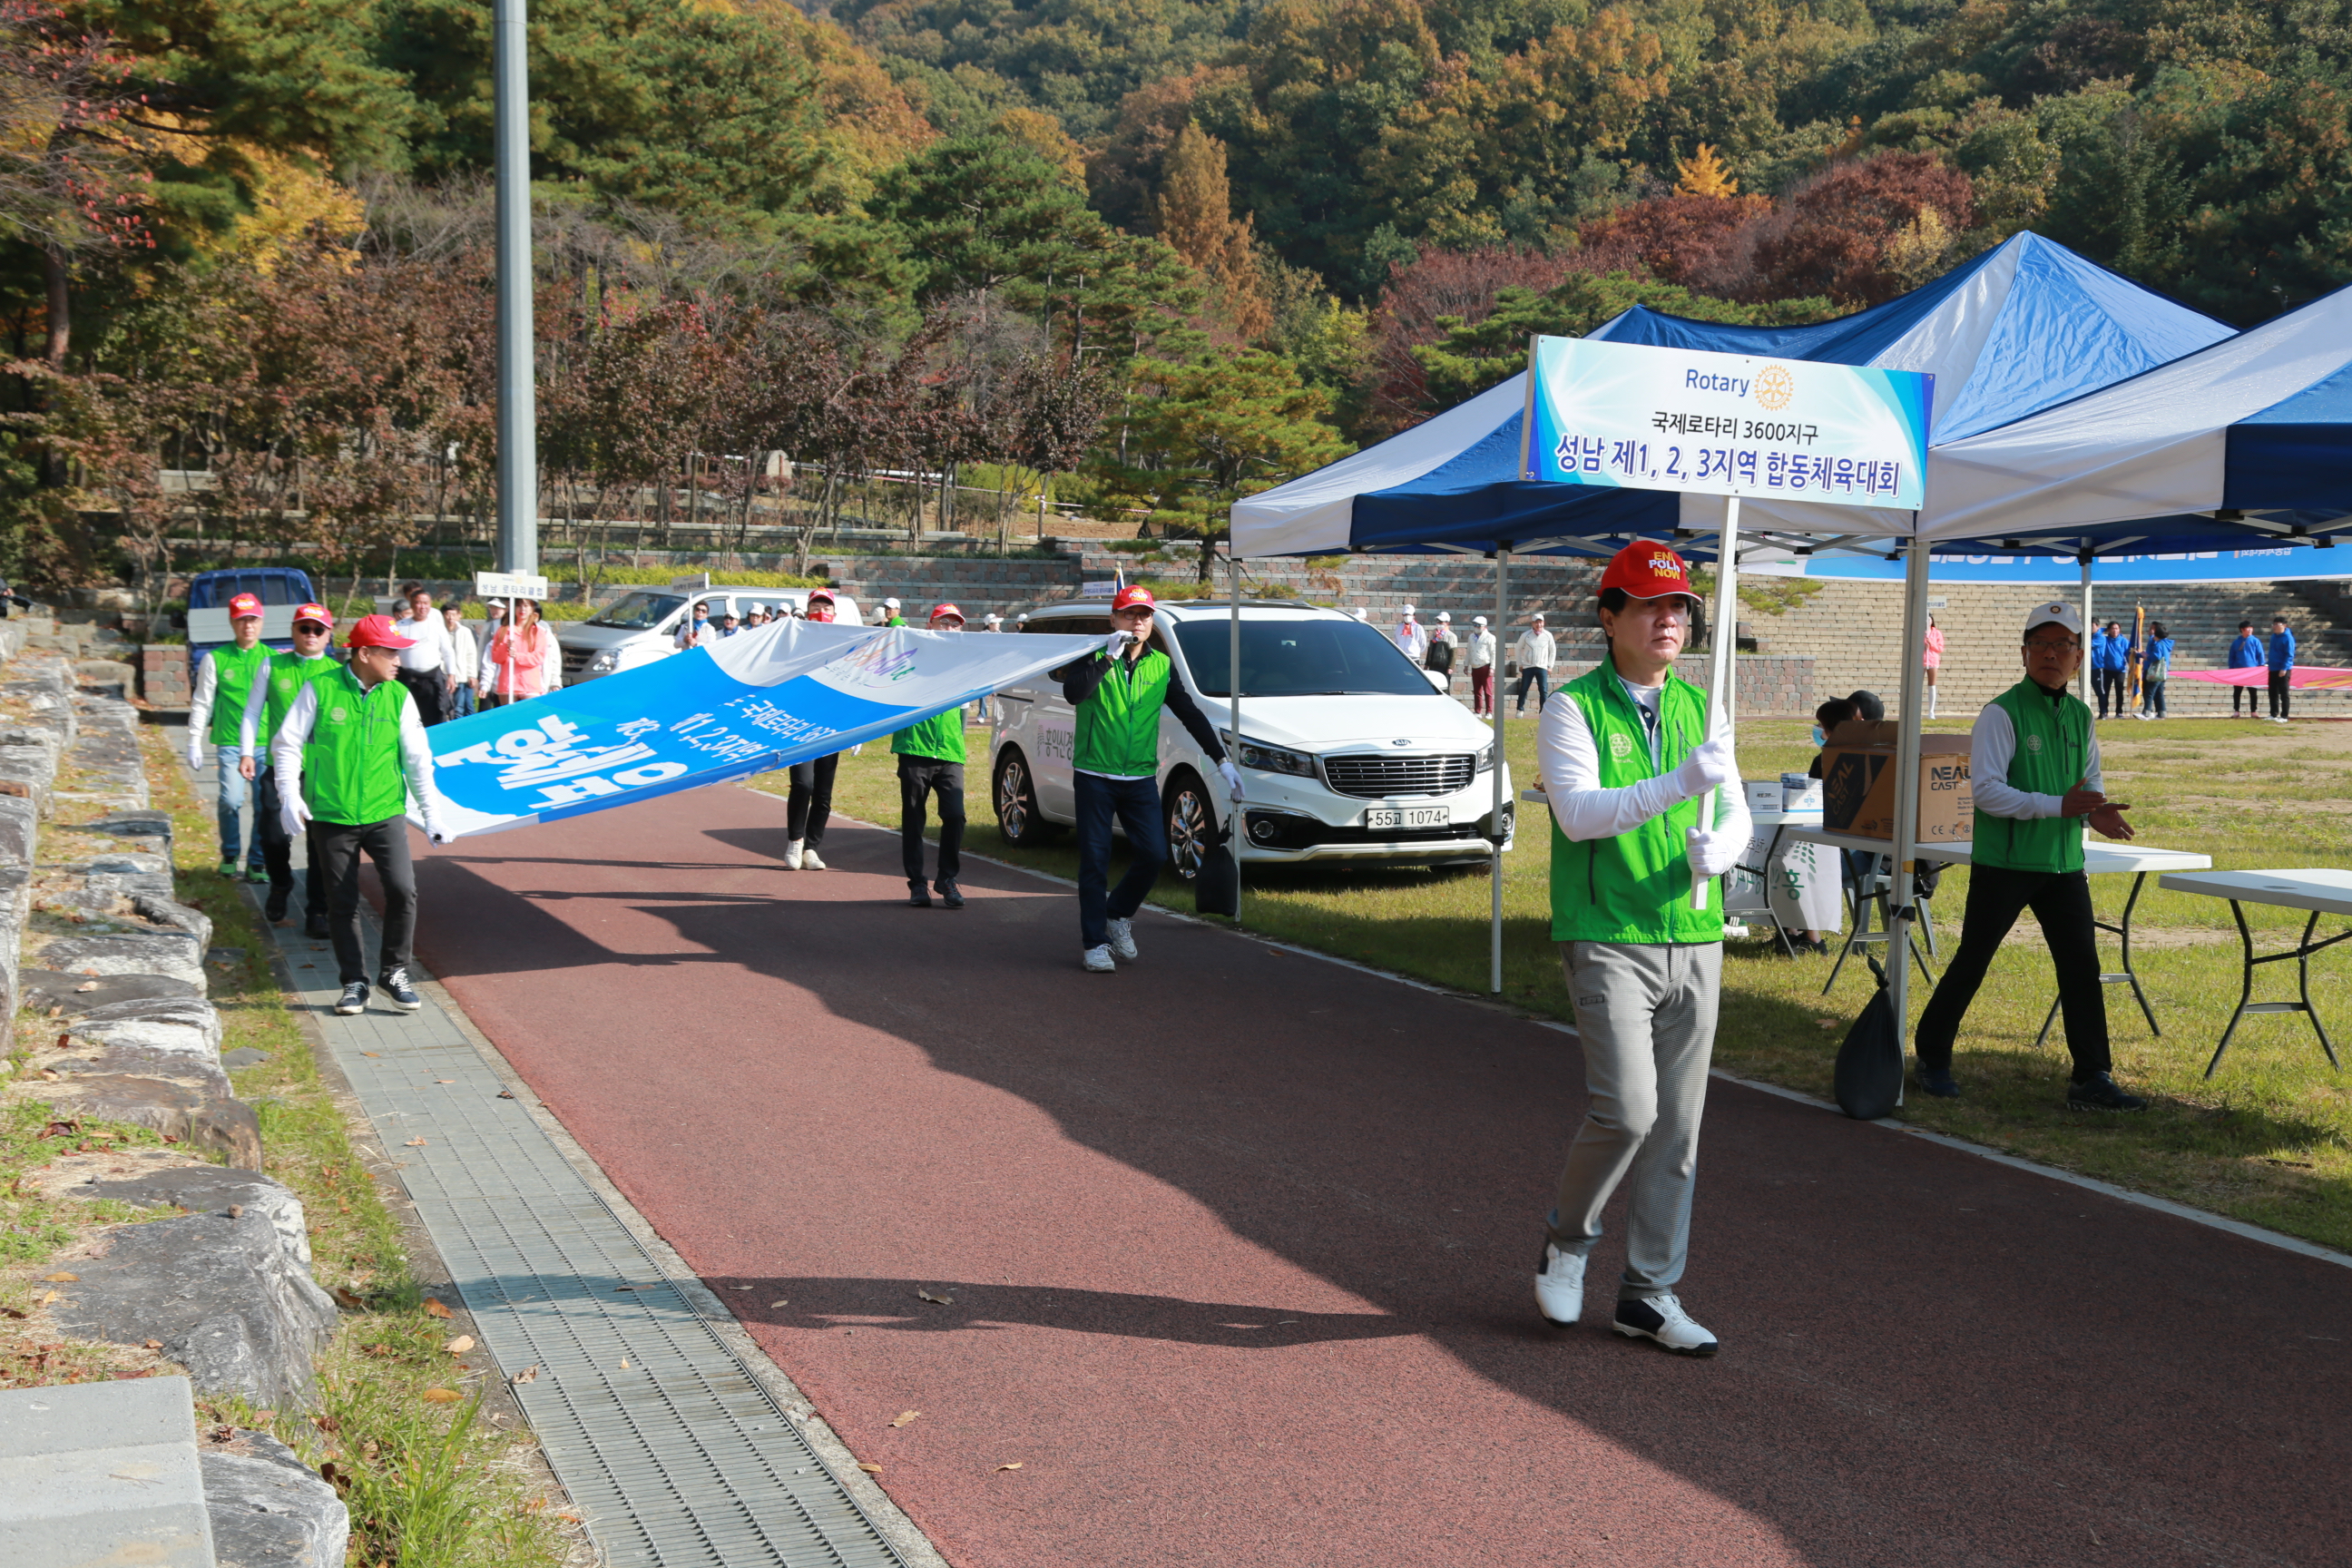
[{"xmin": 0, "ymin": 1374, "xmax": 216, "ymax": 1568}]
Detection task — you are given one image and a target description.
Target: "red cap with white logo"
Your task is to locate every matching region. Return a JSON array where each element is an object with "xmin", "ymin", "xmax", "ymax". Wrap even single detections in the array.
[
  {"xmin": 227, "ymin": 593, "xmax": 264, "ymax": 621},
  {"xmin": 1112, "ymin": 584, "xmax": 1156, "ymax": 612},
  {"xmin": 1598, "ymin": 540, "xmax": 1698, "ymax": 600},
  {"xmin": 292, "ymin": 602, "xmax": 333, "ymax": 629},
  {"xmin": 346, "ymin": 613, "xmax": 416, "ymax": 651}
]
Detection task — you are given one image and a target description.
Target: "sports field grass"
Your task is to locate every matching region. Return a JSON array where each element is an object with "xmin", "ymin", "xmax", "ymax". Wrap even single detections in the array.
[{"xmin": 756, "ymin": 710, "xmax": 2352, "ymax": 1253}]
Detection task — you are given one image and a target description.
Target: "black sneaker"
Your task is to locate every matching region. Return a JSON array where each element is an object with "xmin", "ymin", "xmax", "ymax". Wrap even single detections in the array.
[
  {"xmin": 264, "ymin": 888, "xmax": 289, "ymax": 924},
  {"xmin": 2067, "ymin": 1072, "xmax": 2146, "ymax": 1112},
  {"xmin": 333, "ymin": 982, "xmax": 368, "ymax": 1015},
  {"xmin": 304, "ymin": 913, "xmax": 329, "ymax": 940},
  {"xmin": 1916, "ymin": 1068, "xmax": 1960, "ymax": 1099},
  {"xmin": 378, "ymin": 966, "xmax": 422, "ymax": 1012},
  {"xmin": 906, "ymin": 881, "xmax": 932, "ymax": 908},
  {"xmin": 936, "ymin": 878, "xmax": 965, "ymax": 910}
]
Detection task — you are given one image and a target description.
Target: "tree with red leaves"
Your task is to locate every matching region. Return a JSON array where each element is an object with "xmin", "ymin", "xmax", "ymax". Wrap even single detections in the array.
[
  {"xmin": 1747, "ymin": 152, "xmax": 1976, "ymax": 308},
  {"xmin": 1574, "ymin": 193, "xmax": 1769, "ymax": 293},
  {"xmin": 1361, "ymin": 245, "xmax": 1571, "ymax": 436}
]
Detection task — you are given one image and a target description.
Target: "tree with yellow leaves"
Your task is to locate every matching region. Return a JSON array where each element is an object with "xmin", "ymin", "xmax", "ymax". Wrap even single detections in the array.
[
  {"xmin": 1152, "ymin": 123, "xmax": 1270, "ymax": 340},
  {"xmin": 1674, "ymin": 144, "xmax": 1738, "ymax": 199}
]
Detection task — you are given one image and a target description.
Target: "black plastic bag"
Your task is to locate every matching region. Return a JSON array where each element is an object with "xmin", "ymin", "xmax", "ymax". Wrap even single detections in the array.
[
  {"xmin": 1833, "ymin": 952, "xmax": 1904, "ymax": 1120},
  {"xmin": 1196, "ymin": 809, "xmax": 1240, "ymax": 917}
]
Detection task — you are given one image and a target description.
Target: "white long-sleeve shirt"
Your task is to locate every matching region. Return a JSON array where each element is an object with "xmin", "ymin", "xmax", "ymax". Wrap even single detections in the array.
[
  {"xmin": 186, "ymin": 648, "xmax": 248, "ymax": 753},
  {"xmin": 270, "ymin": 675, "xmax": 447, "ymax": 828},
  {"xmin": 1514, "ymin": 629, "xmax": 1557, "ymax": 671},
  {"xmin": 1395, "ymin": 620, "xmax": 1428, "ymax": 662},
  {"xmin": 1466, "ymin": 630, "xmax": 1496, "ymax": 669},
  {"xmin": 1537, "ymin": 671, "xmax": 1750, "ymax": 846},
  {"xmin": 1968, "ymin": 692, "xmax": 2102, "ymax": 820},
  {"xmin": 237, "ymin": 650, "xmax": 336, "ymax": 759},
  {"xmin": 445, "ymin": 624, "xmax": 479, "ymax": 683}
]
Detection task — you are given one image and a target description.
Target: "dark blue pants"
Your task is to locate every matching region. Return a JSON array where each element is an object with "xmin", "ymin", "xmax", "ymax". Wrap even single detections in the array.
[
  {"xmin": 2090, "ymin": 667, "xmax": 2113, "ymax": 717},
  {"xmin": 1074, "ymin": 772, "xmax": 1165, "ymax": 949}
]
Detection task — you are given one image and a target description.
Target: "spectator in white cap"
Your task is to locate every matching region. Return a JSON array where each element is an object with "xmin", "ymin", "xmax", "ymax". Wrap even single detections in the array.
[
  {"xmin": 1394, "ymin": 604, "xmax": 1428, "ymax": 664},
  {"xmin": 883, "ymin": 596, "xmax": 906, "ymax": 626},
  {"xmin": 1911, "ymin": 599, "xmax": 2143, "ymax": 1111},
  {"xmin": 1513, "ymin": 612, "xmax": 1557, "ymax": 713},
  {"xmin": 1467, "ymin": 614, "xmax": 1496, "ymax": 715},
  {"xmin": 1352, "ymin": 606, "xmax": 1369, "ymax": 622},
  {"xmin": 1425, "ymin": 609, "xmax": 1459, "ymax": 694}
]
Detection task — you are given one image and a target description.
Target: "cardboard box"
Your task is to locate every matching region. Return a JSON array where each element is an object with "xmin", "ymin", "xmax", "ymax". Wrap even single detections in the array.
[
  {"xmin": 1780, "ymin": 773, "xmax": 1822, "ymax": 813},
  {"xmin": 1743, "ymin": 779, "xmax": 1782, "ymax": 812},
  {"xmin": 1818, "ymin": 721, "xmax": 1973, "ymax": 843}
]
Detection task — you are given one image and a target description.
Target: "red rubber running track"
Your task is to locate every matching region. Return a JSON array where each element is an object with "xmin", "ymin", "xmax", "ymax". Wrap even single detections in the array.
[{"xmin": 410, "ymin": 786, "xmax": 2352, "ymax": 1568}]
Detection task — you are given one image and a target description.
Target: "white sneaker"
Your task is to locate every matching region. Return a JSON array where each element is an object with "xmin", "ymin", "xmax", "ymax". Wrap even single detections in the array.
[
  {"xmin": 1612, "ymin": 1292, "xmax": 1719, "ymax": 1357},
  {"xmin": 1083, "ymin": 944, "xmax": 1116, "ymax": 973},
  {"xmin": 785, "ymin": 839, "xmax": 804, "ymax": 870},
  {"xmin": 1106, "ymin": 917, "xmax": 1138, "ymax": 961},
  {"xmin": 1534, "ymin": 1241, "xmax": 1586, "ymax": 1327},
  {"xmin": 803, "ymin": 848, "xmax": 827, "ymax": 869}
]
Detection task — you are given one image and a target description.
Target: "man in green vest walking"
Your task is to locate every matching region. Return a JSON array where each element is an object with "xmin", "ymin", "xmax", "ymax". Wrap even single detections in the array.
[
  {"xmin": 897, "ymin": 603, "xmax": 972, "ymax": 909},
  {"xmin": 270, "ymin": 614, "xmax": 452, "ymax": 1017},
  {"xmin": 1914, "ymin": 602, "xmax": 2144, "ymax": 1110},
  {"xmin": 188, "ymin": 592, "xmax": 271, "ymax": 881},
  {"xmin": 1053, "ymin": 585, "xmax": 1241, "ymax": 973},
  {"xmin": 1533, "ymin": 541, "xmax": 1744, "ymax": 1356},
  {"xmin": 235, "ymin": 602, "xmax": 341, "ymax": 932}
]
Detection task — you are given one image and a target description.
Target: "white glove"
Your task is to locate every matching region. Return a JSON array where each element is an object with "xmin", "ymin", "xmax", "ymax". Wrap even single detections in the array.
[
  {"xmin": 424, "ymin": 813, "xmax": 452, "ymax": 847},
  {"xmin": 1102, "ymin": 630, "xmax": 1130, "ymax": 658},
  {"xmin": 1668, "ymin": 731, "xmax": 1736, "ymax": 803},
  {"xmin": 278, "ymin": 789, "xmax": 310, "ymax": 843},
  {"xmin": 1686, "ymin": 824, "xmax": 1744, "ymax": 879},
  {"xmin": 186, "ymin": 739, "xmax": 202, "ymax": 769},
  {"xmin": 1218, "ymin": 759, "xmax": 1244, "ymax": 801}
]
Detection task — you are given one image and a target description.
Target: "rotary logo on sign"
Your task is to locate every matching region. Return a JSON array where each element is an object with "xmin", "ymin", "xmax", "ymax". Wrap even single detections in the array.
[
  {"xmin": 1610, "ymin": 732, "xmax": 1635, "ymax": 760},
  {"xmin": 1754, "ymin": 365, "xmax": 1795, "ymax": 411},
  {"xmin": 2025, "ymin": 734, "xmax": 2043, "ymax": 754}
]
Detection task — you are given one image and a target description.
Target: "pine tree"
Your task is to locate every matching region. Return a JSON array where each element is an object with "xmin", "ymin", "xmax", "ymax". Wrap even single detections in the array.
[{"xmin": 1152, "ymin": 123, "xmax": 1269, "ymax": 339}]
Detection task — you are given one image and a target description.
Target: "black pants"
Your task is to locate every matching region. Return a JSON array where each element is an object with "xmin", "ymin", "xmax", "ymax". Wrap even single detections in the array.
[
  {"xmin": 397, "ymin": 668, "xmax": 447, "ymax": 726},
  {"xmin": 309, "ymin": 817, "xmax": 416, "ymax": 985},
  {"xmin": 1514, "ymin": 668, "xmax": 1550, "ymax": 711},
  {"xmin": 787, "ymin": 753, "xmax": 838, "ymax": 848},
  {"xmin": 253, "ymin": 769, "xmax": 319, "ymax": 920},
  {"xmin": 898, "ymin": 757, "xmax": 965, "ymax": 887},
  {"xmin": 1074, "ymin": 772, "xmax": 1165, "ymax": 949},
  {"xmin": 1914, "ymin": 865, "xmax": 2110, "ymax": 1081},
  {"xmin": 2234, "ymin": 678, "xmax": 2256, "ymax": 713},
  {"xmin": 2270, "ymin": 669, "xmax": 2291, "ymax": 718},
  {"xmin": 2091, "ymin": 667, "xmax": 2112, "ymax": 717}
]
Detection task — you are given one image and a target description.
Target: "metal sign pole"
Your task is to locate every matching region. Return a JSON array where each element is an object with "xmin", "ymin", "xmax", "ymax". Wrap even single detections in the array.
[
  {"xmin": 494, "ymin": 0, "xmax": 538, "ymax": 574},
  {"xmin": 1230, "ymin": 553, "xmax": 1243, "ymax": 928},
  {"xmin": 1886, "ymin": 527, "xmax": 1933, "ymax": 1100},
  {"xmin": 1492, "ymin": 545, "xmax": 1509, "ymax": 994},
  {"xmin": 1693, "ymin": 496, "xmax": 1740, "ymax": 909}
]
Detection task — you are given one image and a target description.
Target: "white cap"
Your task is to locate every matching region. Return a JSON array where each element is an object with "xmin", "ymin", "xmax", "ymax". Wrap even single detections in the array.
[
  {"xmin": 1437, "ymin": 611, "xmax": 1451, "ymax": 622},
  {"xmin": 2024, "ymin": 600, "xmax": 2084, "ymax": 640},
  {"xmin": 483, "ymin": 597, "xmax": 507, "ymax": 609},
  {"xmin": 1473, "ymin": 615, "xmax": 1486, "ymax": 626},
  {"xmin": 1401, "ymin": 604, "xmax": 1416, "ymax": 616},
  {"xmin": 1530, "ymin": 612, "xmax": 1544, "ymax": 622},
  {"xmin": 984, "ymin": 612, "xmax": 1002, "ymax": 623},
  {"xmin": 884, "ymin": 596, "xmax": 901, "ymax": 609}
]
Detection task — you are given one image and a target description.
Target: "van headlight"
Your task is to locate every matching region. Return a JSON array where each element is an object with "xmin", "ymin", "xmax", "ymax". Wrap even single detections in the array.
[
  {"xmin": 1238, "ymin": 738, "xmax": 1315, "ymax": 778},
  {"xmin": 586, "ymin": 649, "xmax": 619, "ymax": 673},
  {"xmin": 1475, "ymin": 742, "xmax": 1494, "ymax": 772}
]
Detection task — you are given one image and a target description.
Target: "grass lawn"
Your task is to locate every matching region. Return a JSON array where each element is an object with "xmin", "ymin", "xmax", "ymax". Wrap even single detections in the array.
[{"xmin": 755, "ymin": 710, "xmax": 2352, "ymax": 1253}]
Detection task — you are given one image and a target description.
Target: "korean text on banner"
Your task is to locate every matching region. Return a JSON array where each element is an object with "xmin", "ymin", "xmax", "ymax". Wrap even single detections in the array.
[
  {"xmin": 412, "ymin": 617, "xmax": 1098, "ymax": 840},
  {"xmin": 1520, "ymin": 337, "xmax": 1934, "ymax": 510}
]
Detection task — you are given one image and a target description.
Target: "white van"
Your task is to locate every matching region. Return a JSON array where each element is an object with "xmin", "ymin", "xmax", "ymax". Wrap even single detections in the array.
[
  {"xmin": 556, "ymin": 585, "xmax": 862, "ymax": 683},
  {"xmin": 990, "ymin": 598, "xmax": 1513, "ymax": 877}
]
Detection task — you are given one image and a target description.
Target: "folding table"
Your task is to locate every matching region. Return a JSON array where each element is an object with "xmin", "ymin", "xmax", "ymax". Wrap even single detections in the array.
[{"xmin": 2154, "ymin": 867, "xmax": 2352, "ymax": 1077}]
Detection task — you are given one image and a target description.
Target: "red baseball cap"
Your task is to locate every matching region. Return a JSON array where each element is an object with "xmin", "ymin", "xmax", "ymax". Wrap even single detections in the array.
[
  {"xmin": 930, "ymin": 603, "xmax": 965, "ymax": 623},
  {"xmin": 346, "ymin": 613, "xmax": 416, "ymax": 651},
  {"xmin": 1599, "ymin": 540, "xmax": 1698, "ymax": 601},
  {"xmin": 226, "ymin": 593, "xmax": 264, "ymax": 621},
  {"xmin": 806, "ymin": 587, "xmax": 835, "ymax": 603},
  {"xmin": 1112, "ymin": 584, "xmax": 1156, "ymax": 612},
  {"xmin": 291, "ymin": 603, "xmax": 333, "ymax": 629}
]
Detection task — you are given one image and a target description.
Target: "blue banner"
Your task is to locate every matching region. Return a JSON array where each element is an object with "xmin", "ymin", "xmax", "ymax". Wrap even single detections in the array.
[
  {"xmin": 416, "ymin": 618, "xmax": 1098, "ymax": 838},
  {"xmin": 1757, "ymin": 546, "xmax": 2351, "ymax": 585}
]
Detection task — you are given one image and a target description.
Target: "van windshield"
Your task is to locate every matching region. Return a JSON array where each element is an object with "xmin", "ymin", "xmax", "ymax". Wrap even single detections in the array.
[
  {"xmin": 586, "ymin": 593, "xmax": 685, "ymax": 631},
  {"xmin": 1173, "ymin": 617, "xmax": 1439, "ymax": 698}
]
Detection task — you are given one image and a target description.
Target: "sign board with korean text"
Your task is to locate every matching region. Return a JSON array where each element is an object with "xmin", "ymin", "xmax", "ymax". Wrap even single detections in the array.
[
  {"xmin": 1520, "ymin": 337, "xmax": 1933, "ymax": 511},
  {"xmin": 474, "ymin": 571, "xmax": 550, "ymax": 602},
  {"xmin": 416, "ymin": 618, "xmax": 1097, "ymax": 840}
]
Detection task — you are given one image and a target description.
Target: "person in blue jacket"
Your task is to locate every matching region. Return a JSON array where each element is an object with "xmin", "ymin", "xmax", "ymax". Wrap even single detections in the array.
[
  {"xmin": 2228, "ymin": 621, "xmax": 2264, "ymax": 717},
  {"xmin": 2096, "ymin": 621, "xmax": 2130, "ymax": 719},
  {"xmin": 2269, "ymin": 615, "xmax": 2298, "ymax": 723},
  {"xmin": 2138, "ymin": 622, "xmax": 2173, "ymax": 720},
  {"xmin": 2088, "ymin": 622, "xmax": 2116, "ymax": 718}
]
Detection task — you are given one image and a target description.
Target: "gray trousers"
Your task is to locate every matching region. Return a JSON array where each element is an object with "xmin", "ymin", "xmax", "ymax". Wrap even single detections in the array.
[{"xmin": 1548, "ymin": 940, "xmax": 1720, "ymax": 1300}]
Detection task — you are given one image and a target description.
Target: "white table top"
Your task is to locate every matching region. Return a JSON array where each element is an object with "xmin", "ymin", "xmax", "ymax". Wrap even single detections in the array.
[
  {"xmin": 2158, "ymin": 868, "xmax": 2352, "ymax": 916},
  {"xmin": 1782, "ymin": 826, "xmax": 2212, "ymax": 877},
  {"xmin": 1517, "ymin": 788, "xmax": 1825, "ymax": 828}
]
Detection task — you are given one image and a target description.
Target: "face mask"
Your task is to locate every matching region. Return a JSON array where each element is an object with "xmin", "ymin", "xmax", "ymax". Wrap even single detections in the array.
[{"xmin": 1811, "ymin": 725, "xmax": 1826, "ymax": 747}]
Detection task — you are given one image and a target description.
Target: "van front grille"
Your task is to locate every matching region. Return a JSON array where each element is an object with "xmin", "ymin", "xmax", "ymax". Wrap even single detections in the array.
[{"xmin": 1321, "ymin": 754, "xmax": 1475, "ymax": 799}]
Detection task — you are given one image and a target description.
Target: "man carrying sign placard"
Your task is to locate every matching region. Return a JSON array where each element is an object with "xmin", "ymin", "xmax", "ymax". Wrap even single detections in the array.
[{"xmin": 1533, "ymin": 541, "xmax": 1745, "ymax": 1357}]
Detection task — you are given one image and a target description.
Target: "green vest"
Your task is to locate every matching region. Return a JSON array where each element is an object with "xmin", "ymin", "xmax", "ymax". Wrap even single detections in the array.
[
  {"xmin": 206, "ymin": 643, "xmax": 270, "ymax": 745},
  {"xmin": 1547, "ymin": 664, "xmax": 1725, "ymax": 945},
  {"xmin": 1074, "ymin": 649, "xmax": 1171, "ymax": 778},
  {"xmin": 892, "ymin": 710, "xmax": 965, "ymax": 764},
  {"xmin": 302, "ymin": 668, "xmax": 412, "ymax": 826},
  {"xmin": 257, "ymin": 652, "xmax": 338, "ymax": 752},
  {"xmin": 1979, "ymin": 678, "xmax": 2089, "ymax": 874}
]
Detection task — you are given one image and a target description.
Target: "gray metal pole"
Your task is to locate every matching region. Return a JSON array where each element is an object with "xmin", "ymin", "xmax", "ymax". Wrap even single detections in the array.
[
  {"xmin": 2080, "ymin": 554, "xmax": 2094, "ymax": 706},
  {"xmin": 1491, "ymin": 547, "xmax": 1509, "ymax": 995},
  {"xmin": 494, "ymin": 0, "xmax": 538, "ymax": 573},
  {"xmin": 1694, "ymin": 496, "xmax": 1740, "ymax": 910},
  {"xmin": 1885, "ymin": 533, "xmax": 1933, "ymax": 1102},
  {"xmin": 1230, "ymin": 553, "xmax": 1243, "ymax": 928}
]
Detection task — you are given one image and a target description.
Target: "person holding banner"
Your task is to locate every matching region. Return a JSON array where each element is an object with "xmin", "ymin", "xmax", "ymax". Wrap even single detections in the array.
[
  {"xmin": 1532, "ymin": 540, "xmax": 1743, "ymax": 1357},
  {"xmin": 786, "ymin": 589, "xmax": 846, "ymax": 871},
  {"xmin": 271, "ymin": 614, "xmax": 452, "ymax": 1017},
  {"xmin": 485, "ymin": 598, "xmax": 560, "ymax": 708},
  {"xmin": 1053, "ymin": 584, "xmax": 1241, "ymax": 974},
  {"xmin": 237, "ymin": 603, "xmax": 342, "ymax": 934},
  {"xmin": 187, "ymin": 592, "xmax": 271, "ymax": 881},
  {"xmin": 896, "ymin": 604, "xmax": 971, "ymax": 908},
  {"xmin": 1911, "ymin": 602, "xmax": 2142, "ymax": 1111}
]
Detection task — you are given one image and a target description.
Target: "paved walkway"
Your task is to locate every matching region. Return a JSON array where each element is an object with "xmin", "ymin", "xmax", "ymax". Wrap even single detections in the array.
[{"xmin": 401, "ymin": 780, "xmax": 2352, "ymax": 1568}]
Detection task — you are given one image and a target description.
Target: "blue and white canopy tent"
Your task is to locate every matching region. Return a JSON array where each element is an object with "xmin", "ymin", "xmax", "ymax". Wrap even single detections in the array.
[{"xmin": 1227, "ymin": 230, "xmax": 2239, "ymax": 995}]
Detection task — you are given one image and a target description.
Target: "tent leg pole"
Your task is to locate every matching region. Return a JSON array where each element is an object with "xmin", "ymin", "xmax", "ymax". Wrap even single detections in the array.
[
  {"xmin": 1230, "ymin": 554, "xmax": 1243, "ymax": 930},
  {"xmin": 1493, "ymin": 547, "xmax": 1509, "ymax": 995},
  {"xmin": 2080, "ymin": 554, "xmax": 2093, "ymax": 706},
  {"xmin": 1887, "ymin": 530, "xmax": 1932, "ymax": 1102}
]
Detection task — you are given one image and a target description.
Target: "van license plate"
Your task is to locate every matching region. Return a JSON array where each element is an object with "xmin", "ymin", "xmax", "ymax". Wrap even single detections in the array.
[{"xmin": 1367, "ymin": 807, "xmax": 1448, "ymax": 829}]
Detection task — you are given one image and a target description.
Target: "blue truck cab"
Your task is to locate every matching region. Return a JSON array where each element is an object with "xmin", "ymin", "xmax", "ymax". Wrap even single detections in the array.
[{"xmin": 185, "ymin": 567, "xmax": 319, "ymax": 669}]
